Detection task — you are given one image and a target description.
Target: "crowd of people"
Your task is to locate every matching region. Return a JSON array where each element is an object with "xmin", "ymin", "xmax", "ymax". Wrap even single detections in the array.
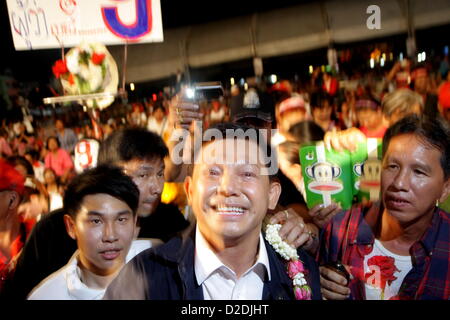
[{"xmin": 0, "ymin": 53, "xmax": 449, "ymax": 301}]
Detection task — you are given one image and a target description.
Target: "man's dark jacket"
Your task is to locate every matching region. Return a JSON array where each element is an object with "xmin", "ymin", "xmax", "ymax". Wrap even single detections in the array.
[{"xmin": 104, "ymin": 224, "xmax": 322, "ymax": 300}]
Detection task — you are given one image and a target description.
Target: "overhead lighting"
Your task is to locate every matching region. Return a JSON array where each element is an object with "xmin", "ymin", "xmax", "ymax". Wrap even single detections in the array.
[
  {"xmin": 417, "ymin": 52, "xmax": 426, "ymax": 62},
  {"xmin": 309, "ymin": 65, "xmax": 313, "ymax": 74},
  {"xmin": 270, "ymin": 74, "xmax": 277, "ymax": 84},
  {"xmin": 244, "ymin": 83, "xmax": 248, "ymax": 91},
  {"xmin": 130, "ymin": 83, "xmax": 135, "ymax": 91},
  {"xmin": 370, "ymin": 58, "xmax": 375, "ymax": 69},
  {"xmin": 230, "ymin": 77, "xmax": 235, "ymax": 86},
  {"xmin": 380, "ymin": 58, "xmax": 385, "ymax": 67}
]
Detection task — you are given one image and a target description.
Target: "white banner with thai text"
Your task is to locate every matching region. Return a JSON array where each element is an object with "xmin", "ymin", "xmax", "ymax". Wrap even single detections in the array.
[{"xmin": 6, "ymin": 0, "xmax": 164, "ymax": 51}]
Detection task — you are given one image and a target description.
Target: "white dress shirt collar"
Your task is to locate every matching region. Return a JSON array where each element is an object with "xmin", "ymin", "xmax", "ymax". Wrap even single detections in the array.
[{"xmin": 194, "ymin": 225, "xmax": 271, "ymax": 286}]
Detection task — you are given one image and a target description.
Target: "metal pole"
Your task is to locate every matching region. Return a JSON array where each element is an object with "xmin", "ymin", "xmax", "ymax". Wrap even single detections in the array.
[{"xmin": 121, "ymin": 41, "xmax": 128, "ymax": 93}]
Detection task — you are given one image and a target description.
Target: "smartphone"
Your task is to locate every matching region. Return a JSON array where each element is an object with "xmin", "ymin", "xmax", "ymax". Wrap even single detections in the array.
[{"xmin": 184, "ymin": 82, "xmax": 224, "ymax": 102}]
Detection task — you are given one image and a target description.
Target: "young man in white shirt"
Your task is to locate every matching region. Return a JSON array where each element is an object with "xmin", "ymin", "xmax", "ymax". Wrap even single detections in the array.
[
  {"xmin": 104, "ymin": 123, "xmax": 321, "ymax": 300},
  {"xmin": 28, "ymin": 165, "xmax": 158, "ymax": 300}
]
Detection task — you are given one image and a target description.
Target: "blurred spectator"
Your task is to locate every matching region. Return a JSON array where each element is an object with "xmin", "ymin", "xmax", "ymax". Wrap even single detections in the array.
[
  {"xmin": 44, "ymin": 136, "xmax": 74, "ymax": 184},
  {"xmin": 43, "ymin": 168, "xmax": 64, "ymax": 212},
  {"xmin": 310, "ymin": 93, "xmax": 339, "ymax": 132},
  {"xmin": 207, "ymin": 99, "xmax": 227, "ymax": 126},
  {"xmin": 355, "ymin": 98, "xmax": 387, "ymax": 138},
  {"xmin": 0, "ymin": 128, "xmax": 12, "ymax": 158},
  {"xmin": 7, "ymin": 156, "xmax": 48, "ymax": 221},
  {"xmin": 146, "ymin": 103, "xmax": 168, "ymax": 137},
  {"xmin": 24, "ymin": 151, "xmax": 45, "ymax": 184},
  {"xmin": 55, "ymin": 119, "xmax": 78, "ymax": 155},
  {"xmin": 276, "ymin": 96, "xmax": 308, "ymax": 136},
  {"xmin": 340, "ymin": 89, "xmax": 357, "ymax": 129},
  {"xmin": 322, "ymin": 72, "xmax": 339, "ymax": 96},
  {"xmin": 128, "ymin": 103, "xmax": 147, "ymax": 127},
  {"xmin": 381, "ymin": 89, "xmax": 423, "ymax": 125},
  {"xmin": 411, "ymin": 66, "xmax": 438, "ymax": 119},
  {"xmin": 11, "ymin": 123, "xmax": 35, "ymax": 156}
]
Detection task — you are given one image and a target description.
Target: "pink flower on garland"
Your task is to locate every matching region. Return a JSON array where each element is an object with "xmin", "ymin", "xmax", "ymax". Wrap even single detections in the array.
[
  {"xmin": 294, "ymin": 286, "xmax": 312, "ymax": 300},
  {"xmin": 287, "ymin": 260, "xmax": 305, "ymax": 278}
]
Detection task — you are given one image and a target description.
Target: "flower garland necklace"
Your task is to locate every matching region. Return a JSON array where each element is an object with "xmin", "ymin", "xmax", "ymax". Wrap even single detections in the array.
[{"xmin": 265, "ymin": 223, "xmax": 312, "ymax": 300}]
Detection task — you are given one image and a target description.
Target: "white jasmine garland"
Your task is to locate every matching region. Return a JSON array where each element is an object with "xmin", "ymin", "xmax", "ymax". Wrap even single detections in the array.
[
  {"xmin": 265, "ymin": 223, "xmax": 312, "ymax": 300},
  {"xmin": 265, "ymin": 224, "xmax": 298, "ymax": 260}
]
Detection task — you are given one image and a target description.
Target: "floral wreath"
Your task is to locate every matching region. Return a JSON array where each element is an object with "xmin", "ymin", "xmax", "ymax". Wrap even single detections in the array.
[
  {"xmin": 265, "ymin": 223, "xmax": 312, "ymax": 300},
  {"xmin": 52, "ymin": 42, "xmax": 118, "ymax": 109}
]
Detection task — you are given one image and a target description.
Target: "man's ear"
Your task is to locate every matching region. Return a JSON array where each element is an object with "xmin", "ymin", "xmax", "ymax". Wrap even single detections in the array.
[
  {"xmin": 267, "ymin": 180, "xmax": 282, "ymax": 210},
  {"xmin": 8, "ymin": 191, "xmax": 20, "ymax": 210},
  {"xmin": 63, "ymin": 214, "xmax": 77, "ymax": 240},
  {"xmin": 184, "ymin": 176, "xmax": 193, "ymax": 205}
]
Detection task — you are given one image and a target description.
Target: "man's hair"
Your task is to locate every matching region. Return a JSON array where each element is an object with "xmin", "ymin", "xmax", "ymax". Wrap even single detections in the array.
[
  {"xmin": 382, "ymin": 115, "xmax": 450, "ymax": 179},
  {"xmin": 310, "ymin": 92, "xmax": 333, "ymax": 109},
  {"xmin": 189, "ymin": 122, "xmax": 276, "ymax": 179},
  {"xmin": 98, "ymin": 127, "xmax": 168, "ymax": 165},
  {"xmin": 287, "ymin": 120, "xmax": 325, "ymax": 144},
  {"xmin": 278, "ymin": 141, "xmax": 300, "ymax": 165},
  {"xmin": 381, "ymin": 88, "xmax": 424, "ymax": 118},
  {"xmin": 7, "ymin": 155, "xmax": 34, "ymax": 176},
  {"xmin": 63, "ymin": 165, "xmax": 140, "ymax": 218}
]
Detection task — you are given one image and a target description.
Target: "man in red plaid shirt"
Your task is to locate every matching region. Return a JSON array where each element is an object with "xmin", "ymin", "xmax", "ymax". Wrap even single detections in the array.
[{"xmin": 318, "ymin": 115, "xmax": 450, "ymax": 300}]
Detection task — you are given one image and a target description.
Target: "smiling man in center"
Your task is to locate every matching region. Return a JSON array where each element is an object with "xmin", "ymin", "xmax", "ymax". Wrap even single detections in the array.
[{"xmin": 104, "ymin": 123, "xmax": 321, "ymax": 300}]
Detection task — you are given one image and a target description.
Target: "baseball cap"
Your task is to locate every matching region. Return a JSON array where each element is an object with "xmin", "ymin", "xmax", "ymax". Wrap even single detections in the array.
[
  {"xmin": 278, "ymin": 96, "xmax": 306, "ymax": 115},
  {"xmin": 0, "ymin": 159, "xmax": 25, "ymax": 195},
  {"xmin": 229, "ymin": 88, "xmax": 274, "ymax": 124}
]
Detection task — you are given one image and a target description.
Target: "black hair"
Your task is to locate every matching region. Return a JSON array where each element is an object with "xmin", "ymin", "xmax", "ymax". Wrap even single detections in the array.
[
  {"xmin": 310, "ymin": 92, "xmax": 333, "ymax": 110},
  {"xmin": 98, "ymin": 128, "xmax": 169, "ymax": 165},
  {"xmin": 46, "ymin": 136, "xmax": 60, "ymax": 149},
  {"xmin": 278, "ymin": 141, "xmax": 301, "ymax": 165},
  {"xmin": 190, "ymin": 122, "xmax": 276, "ymax": 179},
  {"xmin": 287, "ymin": 120, "xmax": 325, "ymax": 144},
  {"xmin": 7, "ymin": 155, "xmax": 34, "ymax": 176},
  {"xmin": 63, "ymin": 164, "xmax": 140, "ymax": 218},
  {"xmin": 152, "ymin": 103, "xmax": 165, "ymax": 114},
  {"xmin": 382, "ymin": 115, "xmax": 450, "ymax": 179},
  {"xmin": 25, "ymin": 150, "xmax": 41, "ymax": 162}
]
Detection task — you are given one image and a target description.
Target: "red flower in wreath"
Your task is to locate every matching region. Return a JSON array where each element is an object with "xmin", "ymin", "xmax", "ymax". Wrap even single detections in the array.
[
  {"xmin": 364, "ymin": 255, "xmax": 399, "ymax": 290},
  {"xmin": 91, "ymin": 52, "xmax": 106, "ymax": 65},
  {"xmin": 52, "ymin": 59, "xmax": 69, "ymax": 78}
]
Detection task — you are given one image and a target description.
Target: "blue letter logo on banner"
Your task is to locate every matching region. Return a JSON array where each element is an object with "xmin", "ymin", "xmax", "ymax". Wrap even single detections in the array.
[{"xmin": 102, "ymin": 0, "xmax": 152, "ymax": 40}]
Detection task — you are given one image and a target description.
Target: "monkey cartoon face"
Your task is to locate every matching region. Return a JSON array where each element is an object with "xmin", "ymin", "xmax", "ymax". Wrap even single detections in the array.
[
  {"xmin": 306, "ymin": 161, "xmax": 343, "ymax": 194},
  {"xmin": 360, "ymin": 159, "xmax": 381, "ymax": 190}
]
